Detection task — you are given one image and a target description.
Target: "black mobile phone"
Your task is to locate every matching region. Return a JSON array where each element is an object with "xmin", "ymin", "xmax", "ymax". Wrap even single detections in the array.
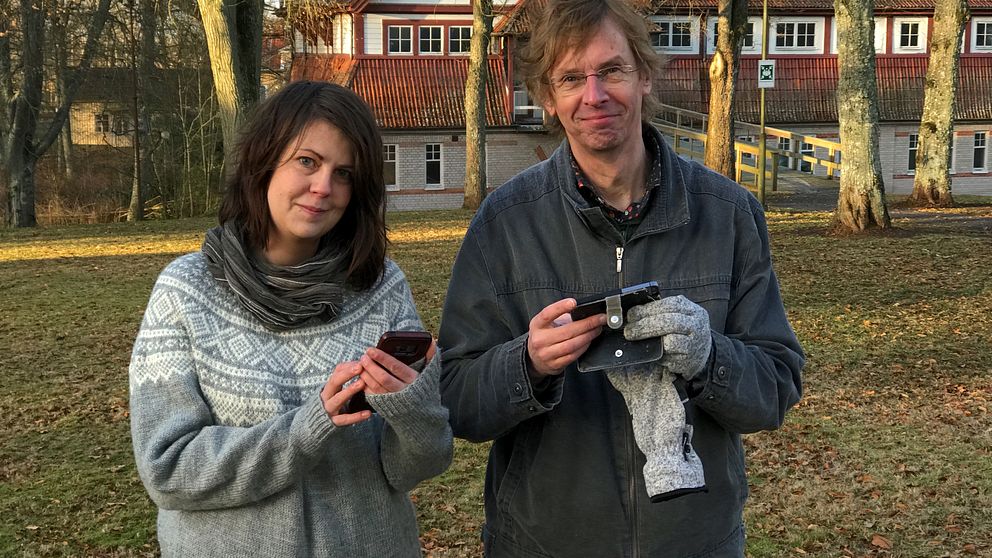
[
  {"xmin": 343, "ymin": 331, "xmax": 433, "ymax": 414},
  {"xmin": 570, "ymin": 281, "xmax": 661, "ymax": 326}
]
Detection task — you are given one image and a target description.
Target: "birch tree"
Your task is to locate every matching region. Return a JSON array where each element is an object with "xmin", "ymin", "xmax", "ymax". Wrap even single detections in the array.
[
  {"xmin": 196, "ymin": 0, "xmax": 262, "ymax": 166},
  {"xmin": 703, "ymin": 0, "xmax": 747, "ymax": 178},
  {"xmin": 833, "ymin": 0, "xmax": 890, "ymax": 231},
  {"xmin": 909, "ymin": 0, "xmax": 968, "ymax": 207},
  {"xmin": 1, "ymin": 0, "xmax": 113, "ymax": 227},
  {"xmin": 463, "ymin": 0, "xmax": 493, "ymax": 210}
]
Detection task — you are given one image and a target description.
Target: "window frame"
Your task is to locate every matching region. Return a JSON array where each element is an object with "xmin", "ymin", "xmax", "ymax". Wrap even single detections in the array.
[
  {"xmin": 893, "ymin": 17, "xmax": 928, "ymax": 54},
  {"xmin": 650, "ymin": 16, "xmax": 700, "ymax": 54},
  {"xmin": 387, "ymin": 25, "xmax": 413, "ymax": 55},
  {"xmin": 448, "ymin": 26, "xmax": 473, "ymax": 55},
  {"xmin": 971, "ymin": 18, "xmax": 992, "ymax": 52},
  {"xmin": 908, "ymin": 133, "xmax": 919, "ymax": 174},
  {"xmin": 706, "ymin": 16, "xmax": 762, "ymax": 55},
  {"xmin": 769, "ymin": 17, "xmax": 824, "ymax": 54},
  {"xmin": 95, "ymin": 113, "xmax": 111, "ymax": 133},
  {"xmin": 974, "ymin": 132, "xmax": 988, "ymax": 172},
  {"xmin": 384, "ymin": 144, "xmax": 398, "ymax": 190},
  {"xmin": 425, "ymin": 143, "xmax": 443, "ymax": 189},
  {"xmin": 418, "ymin": 25, "xmax": 443, "ymax": 55}
]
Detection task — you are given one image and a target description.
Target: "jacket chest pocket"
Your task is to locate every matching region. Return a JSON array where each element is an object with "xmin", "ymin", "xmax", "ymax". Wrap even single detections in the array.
[{"xmin": 657, "ymin": 277, "xmax": 732, "ymax": 333}]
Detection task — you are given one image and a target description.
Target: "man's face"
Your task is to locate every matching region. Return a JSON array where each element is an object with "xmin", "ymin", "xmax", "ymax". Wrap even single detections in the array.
[{"xmin": 543, "ymin": 17, "xmax": 651, "ymax": 158}]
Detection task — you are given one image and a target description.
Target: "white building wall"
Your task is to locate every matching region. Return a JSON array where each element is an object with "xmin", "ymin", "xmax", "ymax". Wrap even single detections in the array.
[
  {"xmin": 365, "ymin": 13, "xmax": 474, "ymax": 55},
  {"xmin": 383, "ymin": 130, "xmax": 556, "ymax": 211}
]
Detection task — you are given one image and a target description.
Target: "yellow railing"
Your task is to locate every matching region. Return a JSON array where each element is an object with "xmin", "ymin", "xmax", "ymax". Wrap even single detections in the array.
[{"xmin": 651, "ymin": 104, "xmax": 843, "ymax": 191}]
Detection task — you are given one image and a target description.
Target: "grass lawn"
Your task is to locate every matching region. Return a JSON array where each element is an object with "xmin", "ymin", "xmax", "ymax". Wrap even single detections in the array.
[{"xmin": 1, "ymin": 205, "xmax": 990, "ymax": 557}]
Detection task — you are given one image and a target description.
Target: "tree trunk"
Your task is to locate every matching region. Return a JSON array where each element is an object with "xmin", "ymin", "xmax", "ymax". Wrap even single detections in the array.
[
  {"xmin": 909, "ymin": 0, "xmax": 968, "ymax": 208},
  {"xmin": 6, "ymin": 0, "xmax": 44, "ymax": 227},
  {"xmin": 833, "ymin": 0, "xmax": 890, "ymax": 231},
  {"xmin": 463, "ymin": 0, "xmax": 492, "ymax": 210},
  {"xmin": 197, "ymin": 0, "xmax": 262, "ymax": 168},
  {"xmin": 128, "ymin": 0, "xmax": 158, "ymax": 221},
  {"xmin": 703, "ymin": 0, "xmax": 747, "ymax": 178},
  {"xmin": 3, "ymin": 0, "xmax": 111, "ymax": 227}
]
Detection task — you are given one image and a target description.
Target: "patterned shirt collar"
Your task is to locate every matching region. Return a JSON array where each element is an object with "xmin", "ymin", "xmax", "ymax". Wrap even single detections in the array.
[{"xmin": 568, "ymin": 126, "xmax": 663, "ymax": 224}]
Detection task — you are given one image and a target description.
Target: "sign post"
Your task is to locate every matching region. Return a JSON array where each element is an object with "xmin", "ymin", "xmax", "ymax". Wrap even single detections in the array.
[{"xmin": 757, "ymin": 0, "xmax": 772, "ymax": 208}]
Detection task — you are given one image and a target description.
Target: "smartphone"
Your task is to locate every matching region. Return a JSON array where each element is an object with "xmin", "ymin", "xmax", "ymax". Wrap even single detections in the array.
[
  {"xmin": 344, "ymin": 331, "xmax": 433, "ymax": 414},
  {"xmin": 570, "ymin": 281, "xmax": 661, "ymax": 326}
]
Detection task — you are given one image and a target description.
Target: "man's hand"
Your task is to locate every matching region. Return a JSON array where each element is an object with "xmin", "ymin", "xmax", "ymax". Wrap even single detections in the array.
[
  {"xmin": 623, "ymin": 295, "xmax": 713, "ymax": 381},
  {"xmin": 527, "ymin": 298, "xmax": 606, "ymax": 378}
]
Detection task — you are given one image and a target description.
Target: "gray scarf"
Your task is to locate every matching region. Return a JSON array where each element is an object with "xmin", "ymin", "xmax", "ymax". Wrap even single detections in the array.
[{"xmin": 202, "ymin": 221, "xmax": 347, "ymax": 331}]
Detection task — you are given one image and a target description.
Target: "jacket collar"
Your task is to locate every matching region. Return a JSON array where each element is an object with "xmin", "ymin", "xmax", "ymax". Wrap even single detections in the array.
[{"xmin": 554, "ymin": 123, "xmax": 690, "ymax": 238}]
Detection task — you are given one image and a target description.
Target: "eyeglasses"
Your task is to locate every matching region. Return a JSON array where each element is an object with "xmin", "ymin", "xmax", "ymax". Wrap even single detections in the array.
[{"xmin": 549, "ymin": 65, "xmax": 638, "ymax": 95}]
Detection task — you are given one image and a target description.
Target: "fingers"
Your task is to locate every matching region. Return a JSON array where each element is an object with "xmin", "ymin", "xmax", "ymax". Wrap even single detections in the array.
[
  {"xmin": 361, "ymin": 349, "xmax": 415, "ymax": 394},
  {"xmin": 528, "ymin": 298, "xmax": 606, "ymax": 376},
  {"xmin": 322, "ymin": 363, "xmax": 373, "ymax": 426},
  {"xmin": 626, "ymin": 296, "xmax": 708, "ymax": 341},
  {"xmin": 533, "ymin": 298, "xmax": 580, "ymax": 328}
]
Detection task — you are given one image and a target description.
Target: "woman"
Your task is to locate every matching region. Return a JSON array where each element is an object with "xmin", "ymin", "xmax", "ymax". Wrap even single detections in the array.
[{"xmin": 129, "ymin": 81, "xmax": 452, "ymax": 557}]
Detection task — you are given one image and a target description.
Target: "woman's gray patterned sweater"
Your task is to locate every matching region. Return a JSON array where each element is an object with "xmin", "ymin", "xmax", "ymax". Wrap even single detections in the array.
[{"xmin": 129, "ymin": 252, "xmax": 452, "ymax": 557}]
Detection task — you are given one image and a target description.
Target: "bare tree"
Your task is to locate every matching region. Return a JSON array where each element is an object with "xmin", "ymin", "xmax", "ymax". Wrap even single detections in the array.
[
  {"xmin": 1, "ymin": 0, "xmax": 113, "ymax": 227},
  {"xmin": 833, "ymin": 0, "xmax": 890, "ymax": 231},
  {"xmin": 909, "ymin": 0, "xmax": 969, "ymax": 207},
  {"xmin": 703, "ymin": 0, "xmax": 747, "ymax": 178},
  {"xmin": 127, "ymin": 0, "xmax": 158, "ymax": 221},
  {"xmin": 463, "ymin": 0, "xmax": 493, "ymax": 210},
  {"xmin": 196, "ymin": 0, "xmax": 262, "ymax": 166}
]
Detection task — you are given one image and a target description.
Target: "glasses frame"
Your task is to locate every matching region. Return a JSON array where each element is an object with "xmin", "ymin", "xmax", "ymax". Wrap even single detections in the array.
[{"xmin": 549, "ymin": 64, "xmax": 639, "ymax": 95}]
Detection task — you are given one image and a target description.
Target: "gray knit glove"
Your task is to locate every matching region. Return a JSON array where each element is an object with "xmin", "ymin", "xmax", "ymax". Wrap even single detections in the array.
[
  {"xmin": 606, "ymin": 364, "xmax": 706, "ymax": 502},
  {"xmin": 624, "ymin": 295, "xmax": 713, "ymax": 381}
]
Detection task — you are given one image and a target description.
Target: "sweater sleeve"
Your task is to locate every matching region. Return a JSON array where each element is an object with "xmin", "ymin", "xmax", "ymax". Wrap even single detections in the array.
[
  {"xmin": 366, "ymin": 273, "xmax": 453, "ymax": 492},
  {"xmin": 128, "ymin": 274, "xmax": 339, "ymax": 511}
]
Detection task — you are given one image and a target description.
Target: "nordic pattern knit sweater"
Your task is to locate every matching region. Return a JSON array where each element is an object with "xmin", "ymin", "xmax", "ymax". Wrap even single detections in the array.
[{"xmin": 129, "ymin": 252, "xmax": 452, "ymax": 557}]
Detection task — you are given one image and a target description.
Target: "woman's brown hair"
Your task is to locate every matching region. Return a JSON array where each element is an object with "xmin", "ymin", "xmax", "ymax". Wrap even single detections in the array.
[{"xmin": 218, "ymin": 81, "xmax": 387, "ymax": 291}]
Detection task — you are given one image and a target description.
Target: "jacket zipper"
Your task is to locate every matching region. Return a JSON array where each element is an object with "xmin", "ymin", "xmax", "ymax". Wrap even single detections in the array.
[
  {"xmin": 616, "ymin": 242, "xmax": 637, "ymax": 556},
  {"xmin": 616, "ymin": 245, "xmax": 625, "ymax": 287}
]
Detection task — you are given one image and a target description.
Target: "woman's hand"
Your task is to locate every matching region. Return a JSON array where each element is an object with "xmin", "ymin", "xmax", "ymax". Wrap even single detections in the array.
[
  {"xmin": 320, "ymin": 362, "xmax": 373, "ymax": 426},
  {"xmin": 359, "ymin": 340, "xmax": 437, "ymax": 395}
]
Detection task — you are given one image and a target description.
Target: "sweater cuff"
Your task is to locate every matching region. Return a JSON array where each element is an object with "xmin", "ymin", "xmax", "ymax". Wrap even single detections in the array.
[
  {"xmin": 297, "ymin": 392, "xmax": 339, "ymax": 456},
  {"xmin": 366, "ymin": 353, "xmax": 445, "ymax": 436}
]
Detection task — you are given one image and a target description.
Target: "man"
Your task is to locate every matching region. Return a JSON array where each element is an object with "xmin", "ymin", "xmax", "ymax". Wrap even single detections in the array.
[{"xmin": 438, "ymin": 0, "xmax": 804, "ymax": 555}]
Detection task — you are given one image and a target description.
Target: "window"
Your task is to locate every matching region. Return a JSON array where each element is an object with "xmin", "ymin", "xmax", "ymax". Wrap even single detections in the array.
[
  {"xmin": 95, "ymin": 113, "xmax": 110, "ymax": 133},
  {"xmin": 384, "ymin": 144, "xmax": 397, "ymax": 188},
  {"xmin": 419, "ymin": 26, "xmax": 442, "ymax": 54},
  {"xmin": 908, "ymin": 133, "xmax": 919, "ymax": 174},
  {"xmin": 112, "ymin": 114, "xmax": 129, "ymax": 135},
  {"xmin": 449, "ymin": 26, "xmax": 472, "ymax": 54},
  {"xmin": 830, "ymin": 17, "xmax": 886, "ymax": 54},
  {"xmin": 776, "ymin": 22, "xmax": 816, "ymax": 48},
  {"xmin": 900, "ymin": 22, "xmax": 920, "ymax": 48},
  {"xmin": 651, "ymin": 17, "xmax": 698, "ymax": 52},
  {"xmin": 425, "ymin": 144, "xmax": 441, "ymax": 187},
  {"xmin": 800, "ymin": 141, "xmax": 814, "ymax": 173},
  {"xmin": 707, "ymin": 17, "xmax": 761, "ymax": 54},
  {"xmin": 513, "ymin": 84, "xmax": 543, "ymax": 124},
  {"xmin": 974, "ymin": 133, "xmax": 988, "ymax": 171},
  {"xmin": 652, "ymin": 21, "xmax": 692, "ymax": 49},
  {"xmin": 388, "ymin": 26, "xmax": 412, "ymax": 54},
  {"xmin": 894, "ymin": 18, "xmax": 927, "ymax": 53},
  {"xmin": 973, "ymin": 19, "xmax": 992, "ymax": 51},
  {"xmin": 778, "ymin": 137, "xmax": 792, "ymax": 168}
]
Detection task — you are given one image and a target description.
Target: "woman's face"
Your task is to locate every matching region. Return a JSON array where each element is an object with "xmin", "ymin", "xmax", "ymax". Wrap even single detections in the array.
[{"xmin": 263, "ymin": 120, "xmax": 353, "ymax": 266}]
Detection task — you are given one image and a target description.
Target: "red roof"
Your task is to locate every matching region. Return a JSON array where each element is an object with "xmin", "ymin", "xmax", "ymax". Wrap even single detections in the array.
[
  {"xmin": 498, "ymin": 0, "xmax": 992, "ymax": 34},
  {"xmin": 657, "ymin": 55, "xmax": 992, "ymax": 124},
  {"xmin": 293, "ymin": 55, "xmax": 512, "ymax": 129}
]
